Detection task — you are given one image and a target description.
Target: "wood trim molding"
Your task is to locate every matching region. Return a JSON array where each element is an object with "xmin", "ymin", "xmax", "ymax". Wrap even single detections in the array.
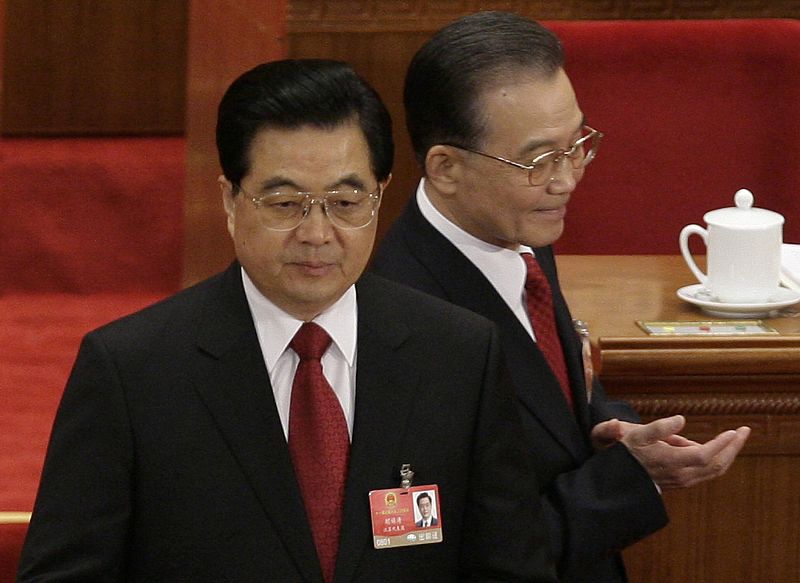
[
  {"xmin": 625, "ymin": 393, "xmax": 800, "ymax": 416},
  {"xmin": 598, "ymin": 335, "xmax": 800, "ymax": 377},
  {"xmin": 287, "ymin": 0, "xmax": 800, "ymax": 32}
]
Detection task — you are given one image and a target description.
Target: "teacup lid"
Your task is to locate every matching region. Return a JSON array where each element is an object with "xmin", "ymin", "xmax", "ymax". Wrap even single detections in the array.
[{"xmin": 704, "ymin": 189, "xmax": 784, "ymax": 228}]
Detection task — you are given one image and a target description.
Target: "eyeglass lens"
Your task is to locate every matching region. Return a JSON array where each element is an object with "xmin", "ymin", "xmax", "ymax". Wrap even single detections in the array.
[
  {"xmin": 528, "ymin": 132, "xmax": 599, "ymax": 186},
  {"xmin": 252, "ymin": 189, "xmax": 380, "ymax": 231}
]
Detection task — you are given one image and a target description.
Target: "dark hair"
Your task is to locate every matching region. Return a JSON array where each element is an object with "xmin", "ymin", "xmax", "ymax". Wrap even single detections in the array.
[
  {"xmin": 216, "ymin": 59, "xmax": 393, "ymax": 187},
  {"xmin": 416, "ymin": 492, "xmax": 432, "ymax": 507},
  {"xmin": 404, "ymin": 11, "xmax": 564, "ymax": 166}
]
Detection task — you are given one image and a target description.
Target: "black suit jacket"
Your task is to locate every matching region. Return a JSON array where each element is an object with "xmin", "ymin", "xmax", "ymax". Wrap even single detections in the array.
[
  {"xmin": 415, "ymin": 517, "xmax": 439, "ymax": 528},
  {"xmin": 17, "ymin": 264, "xmax": 555, "ymax": 583},
  {"xmin": 371, "ymin": 197, "xmax": 669, "ymax": 583}
]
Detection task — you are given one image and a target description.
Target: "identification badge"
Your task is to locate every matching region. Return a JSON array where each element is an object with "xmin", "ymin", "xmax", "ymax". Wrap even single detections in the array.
[{"xmin": 368, "ymin": 484, "xmax": 443, "ymax": 549}]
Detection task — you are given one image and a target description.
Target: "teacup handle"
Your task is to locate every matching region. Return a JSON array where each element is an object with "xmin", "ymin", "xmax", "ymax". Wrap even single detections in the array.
[{"xmin": 679, "ymin": 224, "xmax": 709, "ymax": 286}]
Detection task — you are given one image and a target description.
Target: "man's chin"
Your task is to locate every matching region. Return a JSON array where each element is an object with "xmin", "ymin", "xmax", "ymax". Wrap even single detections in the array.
[{"xmin": 521, "ymin": 224, "xmax": 564, "ymax": 248}]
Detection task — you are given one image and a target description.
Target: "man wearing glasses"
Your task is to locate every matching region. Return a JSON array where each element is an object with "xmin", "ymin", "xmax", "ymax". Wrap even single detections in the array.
[
  {"xmin": 17, "ymin": 60, "xmax": 555, "ymax": 582},
  {"xmin": 372, "ymin": 11, "xmax": 750, "ymax": 583}
]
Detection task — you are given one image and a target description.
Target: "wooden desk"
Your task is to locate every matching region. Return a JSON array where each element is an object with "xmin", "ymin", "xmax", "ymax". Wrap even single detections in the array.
[{"xmin": 558, "ymin": 255, "xmax": 800, "ymax": 583}]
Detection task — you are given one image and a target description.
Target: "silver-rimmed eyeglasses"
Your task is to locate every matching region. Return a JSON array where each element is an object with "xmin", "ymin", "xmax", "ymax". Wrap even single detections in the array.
[
  {"xmin": 446, "ymin": 125, "xmax": 603, "ymax": 186},
  {"xmin": 239, "ymin": 184, "xmax": 383, "ymax": 231}
]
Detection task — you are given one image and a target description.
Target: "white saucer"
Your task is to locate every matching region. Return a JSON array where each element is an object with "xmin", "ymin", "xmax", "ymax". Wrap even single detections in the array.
[{"xmin": 676, "ymin": 284, "xmax": 800, "ymax": 318}]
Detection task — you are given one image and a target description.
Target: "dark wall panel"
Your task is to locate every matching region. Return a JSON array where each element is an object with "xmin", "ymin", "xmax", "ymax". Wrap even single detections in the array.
[{"xmin": 1, "ymin": 0, "xmax": 188, "ymax": 135}]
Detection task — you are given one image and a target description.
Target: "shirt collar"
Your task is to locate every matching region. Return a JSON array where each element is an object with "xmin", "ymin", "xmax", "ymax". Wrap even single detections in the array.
[
  {"xmin": 416, "ymin": 178, "xmax": 534, "ymax": 308},
  {"xmin": 241, "ymin": 267, "xmax": 358, "ymax": 371}
]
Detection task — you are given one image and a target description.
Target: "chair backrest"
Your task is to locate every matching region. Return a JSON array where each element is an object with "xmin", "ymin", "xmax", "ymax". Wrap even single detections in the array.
[
  {"xmin": 0, "ymin": 137, "xmax": 185, "ymax": 293},
  {"xmin": 547, "ymin": 19, "xmax": 800, "ymax": 254}
]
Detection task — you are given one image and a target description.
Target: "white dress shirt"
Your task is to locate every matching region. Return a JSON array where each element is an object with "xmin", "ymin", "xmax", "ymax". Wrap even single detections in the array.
[
  {"xmin": 241, "ymin": 267, "xmax": 357, "ymax": 440},
  {"xmin": 416, "ymin": 178, "xmax": 537, "ymax": 340}
]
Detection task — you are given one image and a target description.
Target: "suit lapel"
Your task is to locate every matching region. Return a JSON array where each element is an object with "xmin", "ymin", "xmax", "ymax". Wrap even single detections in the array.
[
  {"xmin": 399, "ymin": 200, "xmax": 588, "ymax": 458},
  {"xmin": 191, "ymin": 264, "xmax": 321, "ymax": 583},
  {"xmin": 334, "ymin": 275, "xmax": 421, "ymax": 583}
]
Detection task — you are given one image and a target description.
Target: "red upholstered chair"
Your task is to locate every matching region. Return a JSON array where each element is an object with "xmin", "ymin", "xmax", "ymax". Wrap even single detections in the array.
[
  {"xmin": 0, "ymin": 138, "xmax": 184, "ymax": 557},
  {"xmin": 546, "ymin": 19, "xmax": 800, "ymax": 254},
  {"xmin": 0, "ymin": 137, "xmax": 185, "ymax": 293}
]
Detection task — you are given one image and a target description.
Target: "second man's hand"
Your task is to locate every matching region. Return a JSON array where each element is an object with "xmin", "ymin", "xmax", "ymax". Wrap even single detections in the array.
[{"xmin": 591, "ymin": 415, "xmax": 751, "ymax": 490}]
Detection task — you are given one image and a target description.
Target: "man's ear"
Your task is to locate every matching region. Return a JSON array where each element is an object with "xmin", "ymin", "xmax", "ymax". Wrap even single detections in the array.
[
  {"xmin": 219, "ymin": 175, "xmax": 236, "ymax": 238},
  {"xmin": 424, "ymin": 145, "xmax": 462, "ymax": 196},
  {"xmin": 378, "ymin": 173, "xmax": 393, "ymax": 207}
]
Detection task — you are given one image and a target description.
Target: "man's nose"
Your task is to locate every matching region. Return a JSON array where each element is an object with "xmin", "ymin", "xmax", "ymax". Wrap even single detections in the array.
[
  {"xmin": 294, "ymin": 201, "xmax": 334, "ymax": 243},
  {"xmin": 548, "ymin": 157, "xmax": 579, "ymax": 193}
]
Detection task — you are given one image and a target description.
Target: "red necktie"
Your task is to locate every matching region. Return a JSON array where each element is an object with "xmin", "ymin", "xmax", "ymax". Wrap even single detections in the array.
[
  {"xmin": 288, "ymin": 322, "xmax": 350, "ymax": 583},
  {"xmin": 521, "ymin": 253, "xmax": 574, "ymax": 409}
]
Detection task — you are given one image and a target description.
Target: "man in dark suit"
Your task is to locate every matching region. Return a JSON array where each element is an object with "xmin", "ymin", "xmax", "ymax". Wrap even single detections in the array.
[
  {"xmin": 414, "ymin": 491, "xmax": 438, "ymax": 528},
  {"xmin": 17, "ymin": 60, "xmax": 555, "ymax": 583},
  {"xmin": 371, "ymin": 12, "xmax": 751, "ymax": 583}
]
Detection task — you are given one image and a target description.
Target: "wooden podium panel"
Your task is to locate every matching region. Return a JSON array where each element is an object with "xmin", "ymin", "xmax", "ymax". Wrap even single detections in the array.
[
  {"xmin": 182, "ymin": 0, "xmax": 287, "ymax": 287},
  {"xmin": 558, "ymin": 255, "xmax": 800, "ymax": 583}
]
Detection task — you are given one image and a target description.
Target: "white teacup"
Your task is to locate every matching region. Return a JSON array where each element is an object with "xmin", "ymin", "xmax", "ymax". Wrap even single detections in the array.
[{"xmin": 679, "ymin": 189, "xmax": 784, "ymax": 304}]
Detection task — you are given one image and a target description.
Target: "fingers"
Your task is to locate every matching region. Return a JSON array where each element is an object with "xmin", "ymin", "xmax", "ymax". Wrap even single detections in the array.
[
  {"xmin": 593, "ymin": 416, "xmax": 749, "ymax": 490},
  {"xmin": 683, "ymin": 428, "xmax": 738, "ymax": 461},
  {"xmin": 665, "ymin": 427, "xmax": 750, "ymax": 489},
  {"xmin": 704, "ymin": 426, "xmax": 751, "ymax": 477},
  {"xmin": 591, "ymin": 419, "xmax": 621, "ymax": 440},
  {"xmin": 624, "ymin": 423, "xmax": 751, "ymax": 491},
  {"xmin": 593, "ymin": 416, "xmax": 688, "ymax": 451},
  {"xmin": 622, "ymin": 415, "xmax": 685, "ymax": 448},
  {"xmin": 590, "ymin": 419, "xmax": 623, "ymax": 450},
  {"xmin": 663, "ymin": 434, "xmax": 700, "ymax": 447}
]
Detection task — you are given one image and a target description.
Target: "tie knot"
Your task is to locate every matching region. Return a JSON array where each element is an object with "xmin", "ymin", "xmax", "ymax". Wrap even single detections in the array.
[
  {"xmin": 521, "ymin": 253, "xmax": 547, "ymax": 290},
  {"xmin": 290, "ymin": 322, "xmax": 332, "ymax": 361}
]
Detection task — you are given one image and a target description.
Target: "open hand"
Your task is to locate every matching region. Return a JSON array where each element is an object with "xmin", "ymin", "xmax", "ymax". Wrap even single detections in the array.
[{"xmin": 592, "ymin": 415, "xmax": 750, "ymax": 490}]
